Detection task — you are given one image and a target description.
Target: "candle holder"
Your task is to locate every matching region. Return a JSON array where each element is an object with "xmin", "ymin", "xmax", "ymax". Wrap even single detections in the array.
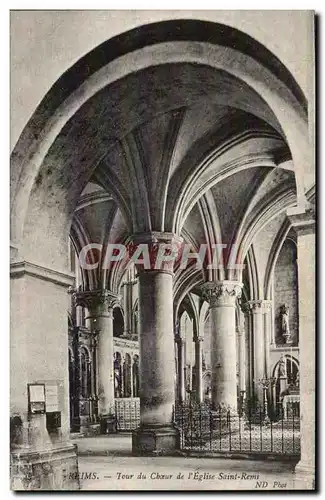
[
  {"xmin": 239, "ymin": 390, "xmax": 246, "ymax": 416},
  {"xmin": 257, "ymin": 377, "xmax": 272, "ymax": 424}
]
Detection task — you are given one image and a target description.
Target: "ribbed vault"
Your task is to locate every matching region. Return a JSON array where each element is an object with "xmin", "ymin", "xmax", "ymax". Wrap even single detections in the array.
[{"xmin": 11, "ymin": 19, "xmax": 310, "ymax": 304}]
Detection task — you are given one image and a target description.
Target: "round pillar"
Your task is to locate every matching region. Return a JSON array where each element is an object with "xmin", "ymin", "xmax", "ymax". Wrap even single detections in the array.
[
  {"xmin": 194, "ymin": 337, "xmax": 204, "ymax": 403},
  {"xmin": 130, "ymin": 232, "xmax": 182, "ymax": 455},
  {"xmin": 74, "ymin": 290, "xmax": 119, "ymax": 421},
  {"xmin": 263, "ymin": 301, "xmax": 272, "ymax": 377},
  {"xmin": 242, "ymin": 304, "xmax": 253, "ymax": 402},
  {"xmin": 138, "ymin": 271, "xmax": 175, "ymax": 425},
  {"xmin": 202, "ymin": 281, "xmax": 242, "ymax": 413},
  {"xmin": 237, "ymin": 328, "xmax": 246, "ymax": 393},
  {"xmin": 96, "ymin": 306, "xmax": 115, "ymax": 416},
  {"xmin": 176, "ymin": 337, "xmax": 185, "ymax": 403},
  {"xmin": 248, "ymin": 301, "xmax": 266, "ymax": 406}
]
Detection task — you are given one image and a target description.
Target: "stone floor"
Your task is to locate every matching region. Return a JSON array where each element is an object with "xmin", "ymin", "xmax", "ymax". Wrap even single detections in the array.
[
  {"xmin": 72, "ymin": 433, "xmax": 132, "ymax": 456},
  {"xmin": 72, "ymin": 434, "xmax": 312, "ymax": 491}
]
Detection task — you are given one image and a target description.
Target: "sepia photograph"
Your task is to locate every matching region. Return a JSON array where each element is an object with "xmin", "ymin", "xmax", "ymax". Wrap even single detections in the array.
[{"xmin": 9, "ymin": 9, "xmax": 315, "ymax": 491}]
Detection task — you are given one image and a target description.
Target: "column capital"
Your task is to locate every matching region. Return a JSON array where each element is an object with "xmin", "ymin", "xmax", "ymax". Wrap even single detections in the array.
[
  {"xmin": 262, "ymin": 300, "xmax": 272, "ymax": 312},
  {"xmin": 175, "ymin": 336, "xmax": 185, "ymax": 346},
  {"xmin": 242, "ymin": 300, "xmax": 272, "ymax": 314},
  {"xmin": 129, "ymin": 231, "xmax": 183, "ymax": 275},
  {"xmin": 202, "ymin": 281, "xmax": 242, "ymax": 307},
  {"xmin": 287, "ymin": 204, "xmax": 315, "ymax": 235},
  {"xmin": 72, "ymin": 289, "xmax": 120, "ymax": 314}
]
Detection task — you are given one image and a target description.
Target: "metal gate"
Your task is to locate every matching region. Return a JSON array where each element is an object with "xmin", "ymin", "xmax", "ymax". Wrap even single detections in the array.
[{"xmin": 173, "ymin": 402, "xmax": 300, "ymax": 457}]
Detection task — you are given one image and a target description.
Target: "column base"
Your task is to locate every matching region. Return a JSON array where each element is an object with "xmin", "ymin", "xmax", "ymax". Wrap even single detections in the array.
[
  {"xmin": 294, "ymin": 461, "xmax": 316, "ymax": 490},
  {"xmin": 79, "ymin": 422, "xmax": 101, "ymax": 436},
  {"xmin": 99, "ymin": 414, "xmax": 116, "ymax": 434},
  {"xmin": 10, "ymin": 443, "xmax": 79, "ymax": 491},
  {"xmin": 211, "ymin": 409, "xmax": 239, "ymax": 437},
  {"xmin": 132, "ymin": 425, "xmax": 180, "ymax": 456}
]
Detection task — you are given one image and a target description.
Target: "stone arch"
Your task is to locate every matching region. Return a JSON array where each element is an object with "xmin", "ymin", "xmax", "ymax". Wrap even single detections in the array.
[
  {"xmin": 264, "ymin": 219, "xmax": 292, "ymax": 299},
  {"xmin": 10, "ymin": 18, "xmax": 311, "ymax": 466},
  {"xmin": 198, "ymin": 300, "xmax": 209, "ymax": 337},
  {"xmin": 11, "ymin": 19, "xmax": 309, "ymax": 266},
  {"xmin": 202, "ymin": 370, "xmax": 212, "ymax": 400},
  {"xmin": 272, "ymin": 355, "xmax": 300, "ymax": 387},
  {"xmin": 245, "ymin": 246, "xmax": 261, "ymax": 301}
]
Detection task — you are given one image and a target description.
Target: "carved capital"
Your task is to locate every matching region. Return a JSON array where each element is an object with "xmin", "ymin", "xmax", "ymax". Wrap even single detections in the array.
[
  {"xmin": 248, "ymin": 300, "xmax": 264, "ymax": 313},
  {"xmin": 243, "ymin": 300, "xmax": 272, "ymax": 314},
  {"xmin": 202, "ymin": 281, "xmax": 242, "ymax": 307},
  {"xmin": 73, "ymin": 289, "xmax": 120, "ymax": 314},
  {"xmin": 263, "ymin": 300, "xmax": 272, "ymax": 312},
  {"xmin": 129, "ymin": 231, "xmax": 183, "ymax": 274},
  {"xmin": 175, "ymin": 335, "xmax": 185, "ymax": 346}
]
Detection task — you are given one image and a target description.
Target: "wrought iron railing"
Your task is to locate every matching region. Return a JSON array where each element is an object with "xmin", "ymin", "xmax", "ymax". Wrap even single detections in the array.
[{"xmin": 173, "ymin": 401, "xmax": 300, "ymax": 457}]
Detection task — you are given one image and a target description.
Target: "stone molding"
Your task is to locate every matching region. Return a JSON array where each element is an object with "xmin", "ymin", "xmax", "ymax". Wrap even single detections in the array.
[
  {"xmin": 10, "ymin": 260, "xmax": 75, "ymax": 288},
  {"xmin": 72, "ymin": 289, "xmax": 120, "ymax": 314},
  {"xmin": 202, "ymin": 281, "xmax": 242, "ymax": 307},
  {"xmin": 287, "ymin": 205, "xmax": 316, "ymax": 235},
  {"xmin": 114, "ymin": 337, "xmax": 139, "ymax": 350}
]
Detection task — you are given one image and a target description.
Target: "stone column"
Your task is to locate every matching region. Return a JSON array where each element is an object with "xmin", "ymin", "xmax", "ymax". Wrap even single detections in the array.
[
  {"xmin": 242, "ymin": 304, "xmax": 252, "ymax": 403},
  {"xmin": 175, "ymin": 337, "xmax": 186, "ymax": 403},
  {"xmin": 288, "ymin": 206, "xmax": 315, "ymax": 488},
  {"xmin": 237, "ymin": 308, "xmax": 246, "ymax": 395},
  {"xmin": 262, "ymin": 301, "xmax": 273, "ymax": 414},
  {"xmin": 237, "ymin": 327, "xmax": 246, "ymax": 394},
  {"xmin": 263, "ymin": 301, "xmax": 272, "ymax": 377},
  {"xmin": 202, "ymin": 281, "xmax": 242, "ymax": 413},
  {"xmin": 122, "ymin": 267, "xmax": 134, "ymax": 336},
  {"xmin": 131, "ymin": 232, "xmax": 182, "ymax": 454},
  {"xmin": 91, "ymin": 332, "xmax": 99, "ymax": 421},
  {"xmin": 74, "ymin": 290, "xmax": 119, "ymax": 423},
  {"xmin": 247, "ymin": 301, "xmax": 266, "ymax": 406},
  {"xmin": 270, "ymin": 285, "xmax": 276, "ymax": 347},
  {"xmin": 120, "ymin": 351, "xmax": 126, "ymax": 398},
  {"xmin": 130, "ymin": 354, "xmax": 133, "ymax": 398},
  {"xmin": 194, "ymin": 337, "xmax": 204, "ymax": 403}
]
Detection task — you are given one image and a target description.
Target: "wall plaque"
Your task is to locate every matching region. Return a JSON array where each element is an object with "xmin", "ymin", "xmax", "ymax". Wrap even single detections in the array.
[{"xmin": 45, "ymin": 384, "xmax": 59, "ymax": 412}]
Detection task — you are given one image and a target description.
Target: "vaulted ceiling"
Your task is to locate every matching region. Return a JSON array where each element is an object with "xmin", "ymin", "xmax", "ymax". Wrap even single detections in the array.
[{"xmin": 48, "ymin": 61, "xmax": 297, "ymax": 297}]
